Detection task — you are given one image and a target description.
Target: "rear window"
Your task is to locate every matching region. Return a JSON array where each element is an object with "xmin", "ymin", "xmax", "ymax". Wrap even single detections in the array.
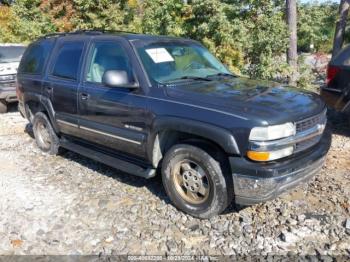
[
  {"xmin": 19, "ymin": 39, "xmax": 54, "ymax": 74},
  {"xmin": 52, "ymin": 42, "xmax": 84, "ymax": 80}
]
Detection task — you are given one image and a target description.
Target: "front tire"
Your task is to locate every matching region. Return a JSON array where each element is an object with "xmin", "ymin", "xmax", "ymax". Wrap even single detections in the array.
[
  {"xmin": 32, "ymin": 112, "xmax": 60, "ymax": 155},
  {"xmin": 161, "ymin": 144, "xmax": 232, "ymax": 219}
]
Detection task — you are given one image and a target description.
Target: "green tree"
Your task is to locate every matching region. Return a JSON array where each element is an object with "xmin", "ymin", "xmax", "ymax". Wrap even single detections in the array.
[
  {"xmin": 184, "ymin": 0, "xmax": 244, "ymax": 73},
  {"xmin": 298, "ymin": 1, "xmax": 338, "ymax": 52},
  {"xmin": 225, "ymin": 0, "xmax": 289, "ymax": 79},
  {"xmin": 1, "ymin": 0, "xmax": 56, "ymax": 42},
  {"xmin": 141, "ymin": 0, "xmax": 186, "ymax": 36},
  {"xmin": 71, "ymin": 0, "xmax": 138, "ymax": 31}
]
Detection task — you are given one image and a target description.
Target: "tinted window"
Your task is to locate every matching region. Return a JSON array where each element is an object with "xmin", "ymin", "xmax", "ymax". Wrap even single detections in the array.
[
  {"xmin": 52, "ymin": 42, "xmax": 84, "ymax": 80},
  {"xmin": 86, "ymin": 42, "xmax": 134, "ymax": 83},
  {"xmin": 19, "ymin": 39, "xmax": 53, "ymax": 74}
]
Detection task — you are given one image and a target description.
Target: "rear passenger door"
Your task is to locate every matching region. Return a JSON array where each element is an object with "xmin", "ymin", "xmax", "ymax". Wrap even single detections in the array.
[{"xmin": 47, "ymin": 39, "xmax": 85, "ymax": 137}]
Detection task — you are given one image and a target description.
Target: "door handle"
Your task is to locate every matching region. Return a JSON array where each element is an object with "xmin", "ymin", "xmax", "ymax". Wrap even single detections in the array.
[{"xmin": 81, "ymin": 93, "xmax": 90, "ymax": 100}]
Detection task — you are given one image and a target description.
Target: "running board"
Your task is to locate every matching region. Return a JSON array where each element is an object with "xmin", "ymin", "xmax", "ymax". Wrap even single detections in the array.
[{"xmin": 59, "ymin": 138, "xmax": 156, "ymax": 179}]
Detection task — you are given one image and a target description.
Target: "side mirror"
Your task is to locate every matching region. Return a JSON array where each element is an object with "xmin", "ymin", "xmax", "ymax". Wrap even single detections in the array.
[{"xmin": 102, "ymin": 70, "xmax": 139, "ymax": 89}]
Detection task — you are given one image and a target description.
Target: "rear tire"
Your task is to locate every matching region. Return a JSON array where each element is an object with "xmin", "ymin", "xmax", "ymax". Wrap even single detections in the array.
[
  {"xmin": 161, "ymin": 144, "xmax": 232, "ymax": 219},
  {"xmin": 32, "ymin": 112, "xmax": 60, "ymax": 155},
  {"xmin": 0, "ymin": 100, "xmax": 7, "ymax": 113}
]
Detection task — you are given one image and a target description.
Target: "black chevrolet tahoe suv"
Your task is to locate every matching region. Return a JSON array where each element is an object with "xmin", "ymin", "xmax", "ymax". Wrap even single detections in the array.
[{"xmin": 17, "ymin": 31, "xmax": 331, "ymax": 218}]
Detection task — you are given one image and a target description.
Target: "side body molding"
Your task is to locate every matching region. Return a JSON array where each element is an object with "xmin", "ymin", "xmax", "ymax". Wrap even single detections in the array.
[{"xmin": 148, "ymin": 117, "xmax": 240, "ymax": 158}]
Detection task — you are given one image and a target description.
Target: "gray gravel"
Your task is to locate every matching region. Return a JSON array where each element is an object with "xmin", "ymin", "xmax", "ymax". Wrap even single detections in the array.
[{"xmin": 0, "ymin": 110, "xmax": 349, "ymax": 256}]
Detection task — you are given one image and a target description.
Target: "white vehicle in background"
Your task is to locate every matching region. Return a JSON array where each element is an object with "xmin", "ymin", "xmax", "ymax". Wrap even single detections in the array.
[{"xmin": 0, "ymin": 44, "xmax": 26, "ymax": 113}]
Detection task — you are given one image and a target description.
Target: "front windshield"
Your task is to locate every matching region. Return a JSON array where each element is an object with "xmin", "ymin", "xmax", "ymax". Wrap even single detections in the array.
[
  {"xmin": 0, "ymin": 46, "xmax": 26, "ymax": 63},
  {"xmin": 135, "ymin": 41, "xmax": 231, "ymax": 84}
]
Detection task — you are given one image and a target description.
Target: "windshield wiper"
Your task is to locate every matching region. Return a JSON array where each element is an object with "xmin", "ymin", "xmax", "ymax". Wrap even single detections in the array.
[
  {"xmin": 179, "ymin": 76, "xmax": 212, "ymax": 81},
  {"xmin": 208, "ymin": 73, "xmax": 237, "ymax": 78},
  {"xmin": 164, "ymin": 75, "xmax": 213, "ymax": 84}
]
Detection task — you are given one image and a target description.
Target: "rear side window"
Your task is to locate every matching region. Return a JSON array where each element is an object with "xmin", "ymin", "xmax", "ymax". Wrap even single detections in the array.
[
  {"xmin": 52, "ymin": 42, "xmax": 84, "ymax": 80},
  {"xmin": 19, "ymin": 39, "xmax": 53, "ymax": 74}
]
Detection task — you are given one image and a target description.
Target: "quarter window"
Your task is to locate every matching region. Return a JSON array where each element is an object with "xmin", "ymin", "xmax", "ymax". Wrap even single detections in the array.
[
  {"xmin": 19, "ymin": 39, "xmax": 54, "ymax": 74},
  {"xmin": 52, "ymin": 42, "xmax": 84, "ymax": 80},
  {"xmin": 86, "ymin": 42, "xmax": 134, "ymax": 84}
]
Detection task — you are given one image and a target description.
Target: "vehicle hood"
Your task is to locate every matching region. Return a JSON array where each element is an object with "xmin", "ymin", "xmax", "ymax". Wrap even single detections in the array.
[
  {"xmin": 165, "ymin": 77, "xmax": 325, "ymax": 125},
  {"xmin": 0, "ymin": 62, "xmax": 20, "ymax": 76}
]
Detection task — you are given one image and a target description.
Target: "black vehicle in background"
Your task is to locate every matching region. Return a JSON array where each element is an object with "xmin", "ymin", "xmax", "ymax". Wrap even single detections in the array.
[
  {"xmin": 321, "ymin": 45, "xmax": 350, "ymax": 119},
  {"xmin": 17, "ymin": 31, "xmax": 330, "ymax": 218},
  {"xmin": 0, "ymin": 44, "xmax": 26, "ymax": 113}
]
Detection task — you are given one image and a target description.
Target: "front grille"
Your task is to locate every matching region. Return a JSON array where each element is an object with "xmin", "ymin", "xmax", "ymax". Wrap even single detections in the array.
[
  {"xmin": 294, "ymin": 109, "xmax": 327, "ymax": 153},
  {"xmin": 296, "ymin": 110, "xmax": 327, "ymax": 133}
]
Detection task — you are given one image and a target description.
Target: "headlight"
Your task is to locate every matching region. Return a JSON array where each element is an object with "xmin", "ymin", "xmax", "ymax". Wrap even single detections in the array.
[
  {"xmin": 248, "ymin": 123, "xmax": 296, "ymax": 162},
  {"xmin": 249, "ymin": 122, "xmax": 296, "ymax": 141}
]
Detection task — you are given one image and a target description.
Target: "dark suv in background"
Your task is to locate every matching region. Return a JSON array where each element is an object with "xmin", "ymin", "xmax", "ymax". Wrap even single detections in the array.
[
  {"xmin": 0, "ymin": 44, "xmax": 26, "ymax": 113},
  {"xmin": 321, "ymin": 45, "xmax": 350, "ymax": 121},
  {"xmin": 17, "ymin": 31, "xmax": 331, "ymax": 218}
]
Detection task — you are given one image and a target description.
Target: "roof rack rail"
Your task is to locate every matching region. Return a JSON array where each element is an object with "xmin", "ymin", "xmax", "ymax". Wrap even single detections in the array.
[{"xmin": 39, "ymin": 29, "xmax": 137, "ymax": 39}]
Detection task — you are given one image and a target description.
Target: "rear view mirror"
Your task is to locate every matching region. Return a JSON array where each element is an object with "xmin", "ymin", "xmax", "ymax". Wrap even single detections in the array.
[{"xmin": 102, "ymin": 70, "xmax": 139, "ymax": 89}]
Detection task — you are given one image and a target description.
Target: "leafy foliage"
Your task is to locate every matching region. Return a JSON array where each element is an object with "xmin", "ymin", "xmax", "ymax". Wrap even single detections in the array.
[
  {"xmin": 298, "ymin": 1, "xmax": 338, "ymax": 53},
  {"xmin": 1, "ymin": 0, "xmax": 56, "ymax": 42},
  {"xmin": 231, "ymin": 0, "xmax": 289, "ymax": 79}
]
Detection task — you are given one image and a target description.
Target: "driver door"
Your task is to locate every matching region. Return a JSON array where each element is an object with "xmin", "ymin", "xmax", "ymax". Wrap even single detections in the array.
[{"xmin": 78, "ymin": 39, "xmax": 148, "ymax": 159}]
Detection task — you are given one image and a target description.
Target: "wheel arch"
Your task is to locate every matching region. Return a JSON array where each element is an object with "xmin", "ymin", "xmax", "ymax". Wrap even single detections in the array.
[
  {"xmin": 148, "ymin": 117, "xmax": 240, "ymax": 168},
  {"xmin": 24, "ymin": 93, "xmax": 59, "ymax": 132}
]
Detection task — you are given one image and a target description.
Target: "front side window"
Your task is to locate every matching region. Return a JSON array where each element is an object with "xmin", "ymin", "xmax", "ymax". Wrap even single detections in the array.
[
  {"xmin": 86, "ymin": 42, "xmax": 134, "ymax": 84},
  {"xmin": 52, "ymin": 42, "xmax": 84, "ymax": 80},
  {"xmin": 134, "ymin": 41, "xmax": 231, "ymax": 84}
]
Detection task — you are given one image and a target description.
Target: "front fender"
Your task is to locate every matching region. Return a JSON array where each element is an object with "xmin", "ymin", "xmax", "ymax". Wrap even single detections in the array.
[{"xmin": 147, "ymin": 117, "xmax": 240, "ymax": 162}]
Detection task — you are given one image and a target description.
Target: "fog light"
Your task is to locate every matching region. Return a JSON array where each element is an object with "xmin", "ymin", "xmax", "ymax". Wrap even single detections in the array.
[{"xmin": 232, "ymin": 174, "xmax": 276, "ymax": 198}]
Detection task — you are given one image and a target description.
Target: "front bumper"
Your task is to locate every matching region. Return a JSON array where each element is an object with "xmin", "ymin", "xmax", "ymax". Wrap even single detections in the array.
[{"xmin": 230, "ymin": 130, "xmax": 331, "ymax": 205}]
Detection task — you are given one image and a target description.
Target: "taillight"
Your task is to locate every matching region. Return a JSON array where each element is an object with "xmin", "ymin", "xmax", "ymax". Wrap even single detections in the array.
[{"xmin": 326, "ymin": 65, "xmax": 341, "ymax": 85}]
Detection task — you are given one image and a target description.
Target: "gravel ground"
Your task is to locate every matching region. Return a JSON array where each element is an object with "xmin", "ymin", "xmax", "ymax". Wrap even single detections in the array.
[{"xmin": 0, "ymin": 108, "xmax": 349, "ymax": 257}]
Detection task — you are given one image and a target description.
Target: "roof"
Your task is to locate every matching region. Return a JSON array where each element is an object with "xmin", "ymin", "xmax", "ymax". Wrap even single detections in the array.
[{"xmin": 39, "ymin": 30, "xmax": 189, "ymax": 42}]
